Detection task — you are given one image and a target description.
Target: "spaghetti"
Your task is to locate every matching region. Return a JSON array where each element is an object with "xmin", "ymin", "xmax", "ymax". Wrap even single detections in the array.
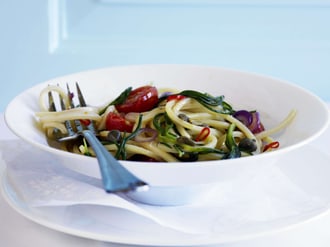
[{"xmin": 36, "ymin": 84, "xmax": 297, "ymax": 162}]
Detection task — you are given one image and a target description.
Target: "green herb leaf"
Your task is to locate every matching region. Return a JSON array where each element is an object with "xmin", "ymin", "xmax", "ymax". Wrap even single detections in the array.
[
  {"xmin": 177, "ymin": 90, "xmax": 234, "ymax": 114},
  {"xmin": 99, "ymin": 87, "xmax": 132, "ymax": 115},
  {"xmin": 115, "ymin": 114, "xmax": 143, "ymax": 159},
  {"xmin": 224, "ymin": 123, "xmax": 241, "ymax": 159},
  {"xmin": 153, "ymin": 113, "xmax": 177, "ymax": 143}
]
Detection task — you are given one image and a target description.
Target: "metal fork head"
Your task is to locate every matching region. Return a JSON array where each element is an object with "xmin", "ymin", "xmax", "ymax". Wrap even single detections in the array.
[
  {"xmin": 47, "ymin": 83, "xmax": 149, "ymax": 193},
  {"xmin": 48, "ymin": 83, "xmax": 96, "ymax": 142}
]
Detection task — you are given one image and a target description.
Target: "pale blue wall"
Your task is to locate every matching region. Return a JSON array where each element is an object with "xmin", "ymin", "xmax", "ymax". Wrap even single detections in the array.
[{"xmin": 1, "ymin": 0, "xmax": 330, "ymax": 112}]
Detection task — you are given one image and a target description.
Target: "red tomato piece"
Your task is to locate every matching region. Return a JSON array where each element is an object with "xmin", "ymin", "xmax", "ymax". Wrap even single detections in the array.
[
  {"xmin": 105, "ymin": 112, "xmax": 133, "ymax": 132},
  {"xmin": 167, "ymin": 94, "xmax": 186, "ymax": 102},
  {"xmin": 80, "ymin": 119, "xmax": 91, "ymax": 126},
  {"xmin": 115, "ymin": 86, "xmax": 158, "ymax": 113}
]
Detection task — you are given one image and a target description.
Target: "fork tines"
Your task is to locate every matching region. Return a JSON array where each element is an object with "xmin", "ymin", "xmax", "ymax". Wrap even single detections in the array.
[
  {"xmin": 73, "ymin": 83, "xmax": 97, "ymax": 134},
  {"xmin": 47, "ymin": 83, "xmax": 94, "ymax": 141},
  {"xmin": 48, "ymin": 83, "xmax": 149, "ymax": 193}
]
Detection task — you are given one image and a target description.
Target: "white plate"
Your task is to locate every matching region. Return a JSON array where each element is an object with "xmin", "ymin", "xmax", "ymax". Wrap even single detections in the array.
[
  {"xmin": 2, "ymin": 144, "xmax": 330, "ymax": 246},
  {"xmin": 4, "ymin": 64, "xmax": 329, "ymax": 206}
]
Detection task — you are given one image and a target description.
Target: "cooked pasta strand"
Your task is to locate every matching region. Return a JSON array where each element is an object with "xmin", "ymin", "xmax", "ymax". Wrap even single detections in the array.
[{"xmin": 37, "ymin": 84, "xmax": 296, "ymax": 162}]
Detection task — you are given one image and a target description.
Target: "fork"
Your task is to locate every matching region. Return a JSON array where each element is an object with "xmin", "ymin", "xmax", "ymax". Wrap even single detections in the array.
[{"xmin": 48, "ymin": 83, "xmax": 149, "ymax": 193}]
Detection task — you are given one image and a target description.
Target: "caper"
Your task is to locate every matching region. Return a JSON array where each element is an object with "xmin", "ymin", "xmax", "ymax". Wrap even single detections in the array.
[
  {"xmin": 107, "ymin": 130, "xmax": 122, "ymax": 143},
  {"xmin": 176, "ymin": 136, "xmax": 195, "ymax": 146},
  {"xmin": 238, "ymin": 138, "xmax": 257, "ymax": 153},
  {"xmin": 178, "ymin": 113, "xmax": 190, "ymax": 123}
]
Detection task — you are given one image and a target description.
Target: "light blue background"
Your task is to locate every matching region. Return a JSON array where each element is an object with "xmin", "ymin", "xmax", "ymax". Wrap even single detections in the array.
[{"xmin": 1, "ymin": 0, "xmax": 330, "ymax": 112}]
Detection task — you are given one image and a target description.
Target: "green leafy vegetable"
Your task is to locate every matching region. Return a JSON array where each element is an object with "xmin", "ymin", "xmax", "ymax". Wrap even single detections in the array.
[
  {"xmin": 153, "ymin": 113, "xmax": 177, "ymax": 143},
  {"xmin": 114, "ymin": 114, "xmax": 143, "ymax": 160},
  {"xmin": 224, "ymin": 123, "xmax": 241, "ymax": 159},
  {"xmin": 160, "ymin": 90, "xmax": 234, "ymax": 114},
  {"xmin": 99, "ymin": 87, "xmax": 132, "ymax": 115}
]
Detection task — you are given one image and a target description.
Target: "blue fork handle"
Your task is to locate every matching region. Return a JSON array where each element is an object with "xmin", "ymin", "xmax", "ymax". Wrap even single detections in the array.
[{"xmin": 81, "ymin": 130, "xmax": 148, "ymax": 193}]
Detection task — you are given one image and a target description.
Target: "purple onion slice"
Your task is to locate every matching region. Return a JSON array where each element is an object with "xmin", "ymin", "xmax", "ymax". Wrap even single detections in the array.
[
  {"xmin": 248, "ymin": 112, "xmax": 265, "ymax": 134},
  {"xmin": 233, "ymin": 110, "xmax": 253, "ymax": 126}
]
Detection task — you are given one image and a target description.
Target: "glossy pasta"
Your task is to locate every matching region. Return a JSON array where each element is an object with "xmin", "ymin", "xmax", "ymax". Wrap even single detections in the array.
[{"xmin": 36, "ymin": 84, "xmax": 297, "ymax": 162}]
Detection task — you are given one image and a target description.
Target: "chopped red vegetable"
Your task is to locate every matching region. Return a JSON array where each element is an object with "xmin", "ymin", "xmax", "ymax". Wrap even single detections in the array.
[
  {"xmin": 115, "ymin": 85, "xmax": 158, "ymax": 113},
  {"xmin": 263, "ymin": 141, "xmax": 280, "ymax": 152},
  {"xmin": 105, "ymin": 112, "xmax": 133, "ymax": 132},
  {"xmin": 249, "ymin": 112, "xmax": 265, "ymax": 134},
  {"xmin": 167, "ymin": 94, "xmax": 186, "ymax": 102},
  {"xmin": 80, "ymin": 119, "xmax": 91, "ymax": 126},
  {"xmin": 233, "ymin": 110, "xmax": 253, "ymax": 126},
  {"xmin": 195, "ymin": 127, "xmax": 210, "ymax": 142}
]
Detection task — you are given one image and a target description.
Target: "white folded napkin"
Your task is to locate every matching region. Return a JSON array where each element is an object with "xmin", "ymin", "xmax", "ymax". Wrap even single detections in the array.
[{"xmin": 0, "ymin": 139, "xmax": 328, "ymax": 235}]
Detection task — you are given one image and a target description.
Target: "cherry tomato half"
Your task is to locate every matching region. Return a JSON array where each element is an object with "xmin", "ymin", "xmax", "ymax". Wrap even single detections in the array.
[
  {"xmin": 105, "ymin": 112, "xmax": 133, "ymax": 132},
  {"xmin": 115, "ymin": 86, "xmax": 158, "ymax": 113}
]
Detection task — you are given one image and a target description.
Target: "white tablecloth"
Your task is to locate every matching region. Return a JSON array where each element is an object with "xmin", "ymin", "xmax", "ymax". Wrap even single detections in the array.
[{"xmin": 1, "ymin": 108, "xmax": 330, "ymax": 247}]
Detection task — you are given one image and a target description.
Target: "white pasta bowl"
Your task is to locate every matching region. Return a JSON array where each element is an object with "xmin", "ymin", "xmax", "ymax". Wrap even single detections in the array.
[{"xmin": 5, "ymin": 64, "xmax": 330, "ymax": 206}]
